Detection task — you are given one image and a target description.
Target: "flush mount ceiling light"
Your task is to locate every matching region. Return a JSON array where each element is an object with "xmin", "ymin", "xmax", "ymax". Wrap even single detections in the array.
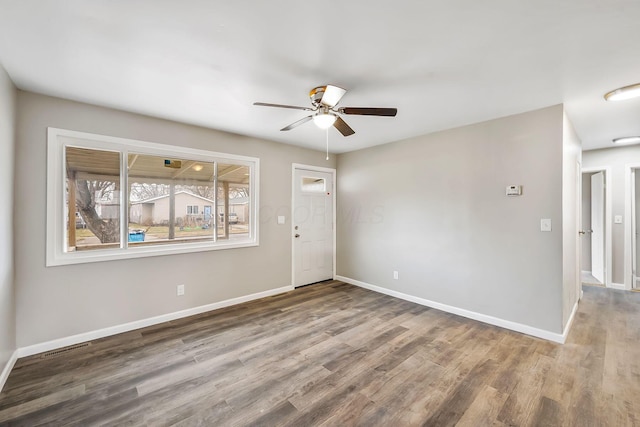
[
  {"xmin": 613, "ymin": 136, "xmax": 640, "ymax": 145},
  {"xmin": 192, "ymin": 164, "xmax": 203, "ymax": 172},
  {"xmin": 313, "ymin": 113, "xmax": 337, "ymax": 129},
  {"xmin": 604, "ymin": 83, "xmax": 640, "ymax": 101}
]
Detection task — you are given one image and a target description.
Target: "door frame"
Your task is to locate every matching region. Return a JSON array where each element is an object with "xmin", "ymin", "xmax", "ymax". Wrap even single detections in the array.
[
  {"xmin": 624, "ymin": 163, "xmax": 640, "ymax": 290},
  {"xmin": 582, "ymin": 166, "xmax": 613, "ymax": 288},
  {"xmin": 576, "ymin": 161, "xmax": 582, "ymax": 301},
  {"xmin": 291, "ymin": 163, "xmax": 337, "ymax": 287}
]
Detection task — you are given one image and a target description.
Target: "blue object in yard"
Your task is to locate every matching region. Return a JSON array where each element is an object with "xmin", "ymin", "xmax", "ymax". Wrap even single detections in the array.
[{"xmin": 128, "ymin": 230, "xmax": 145, "ymax": 242}]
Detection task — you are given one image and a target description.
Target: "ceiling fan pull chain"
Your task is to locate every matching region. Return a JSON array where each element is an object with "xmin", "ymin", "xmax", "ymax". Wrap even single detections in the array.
[{"xmin": 326, "ymin": 129, "xmax": 329, "ymax": 160}]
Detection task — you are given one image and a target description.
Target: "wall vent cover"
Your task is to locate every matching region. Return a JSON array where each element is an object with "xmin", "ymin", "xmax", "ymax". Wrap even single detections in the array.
[{"xmin": 41, "ymin": 342, "xmax": 91, "ymax": 359}]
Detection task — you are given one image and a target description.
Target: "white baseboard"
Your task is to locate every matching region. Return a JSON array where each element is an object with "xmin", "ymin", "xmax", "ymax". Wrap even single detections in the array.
[
  {"xmin": 335, "ymin": 275, "xmax": 566, "ymax": 344},
  {"xmin": 610, "ymin": 282, "xmax": 627, "ymax": 290},
  {"xmin": 16, "ymin": 285, "xmax": 294, "ymax": 359},
  {"xmin": 0, "ymin": 350, "xmax": 19, "ymax": 393},
  {"xmin": 562, "ymin": 300, "xmax": 579, "ymax": 342},
  {"xmin": 581, "ymin": 270, "xmax": 592, "ymax": 275}
]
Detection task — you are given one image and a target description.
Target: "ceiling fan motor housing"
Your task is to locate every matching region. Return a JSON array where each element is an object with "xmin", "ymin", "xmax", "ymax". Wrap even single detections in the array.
[{"xmin": 309, "ymin": 86, "xmax": 327, "ymax": 106}]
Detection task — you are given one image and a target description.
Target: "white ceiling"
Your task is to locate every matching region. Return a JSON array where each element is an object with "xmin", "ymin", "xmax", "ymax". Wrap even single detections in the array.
[{"xmin": 1, "ymin": 1, "xmax": 639, "ymax": 153}]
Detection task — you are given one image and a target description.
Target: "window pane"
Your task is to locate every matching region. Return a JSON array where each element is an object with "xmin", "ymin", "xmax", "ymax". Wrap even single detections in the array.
[
  {"xmin": 128, "ymin": 154, "xmax": 216, "ymax": 245},
  {"xmin": 217, "ymin": 163, "xmax": 250, "ymax": 240},
  {"xmin": 65, "ymin": 147, "xmax": 121, "ymax": 251},
  {"xmin": 301, "ymin": 177, "xmax": 326, "ymax": 192}
]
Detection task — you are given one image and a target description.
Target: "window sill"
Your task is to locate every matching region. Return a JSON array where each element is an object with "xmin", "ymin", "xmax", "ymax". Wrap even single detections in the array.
[{"xmin": 46, "ymin": 238, "xmax": 259, "ymax": 267}]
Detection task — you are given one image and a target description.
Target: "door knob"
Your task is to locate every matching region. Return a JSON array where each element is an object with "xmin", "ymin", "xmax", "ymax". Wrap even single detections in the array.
[{"xmin": 295, "ymin": 234, "xmax": 300, "ymax": 238}]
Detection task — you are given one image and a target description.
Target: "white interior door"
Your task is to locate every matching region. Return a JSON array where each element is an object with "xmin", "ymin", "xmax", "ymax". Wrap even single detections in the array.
[
  {"xmin": 591, "ymin": 171, "xmax": 605, "ymax": 284},
  {"xmin": 293, "ymin": 168, "xmax": 334, "ymax": 287},
  {"xmin": 631, "ymin": 169, "xmax": 640, "ymax": 289}
]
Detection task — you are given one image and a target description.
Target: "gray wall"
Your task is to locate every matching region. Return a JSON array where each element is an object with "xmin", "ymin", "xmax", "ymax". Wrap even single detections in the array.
[
  {"xmin": 15, "ymin": 91, "xmax": 335, "ymax": 347},
  {"xmin": 337, "ymin": 105, "xmax": 566, "ymax": 333},
  {"xmin": 0, "ymin": 64, "xmax": 16, "ymax": 369},
  {"xmin": 561, "ymin": 112, "xmax": 581, "ymax": 325},
  {"xmin": 583, "ymin": 146, "xmax": 640, "ymax": 285}
]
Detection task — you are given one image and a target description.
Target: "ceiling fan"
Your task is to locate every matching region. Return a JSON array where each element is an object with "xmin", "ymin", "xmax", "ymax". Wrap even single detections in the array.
[{"xmin": 253, "ymin": 85, "xmax": 397, "ymax": 136}]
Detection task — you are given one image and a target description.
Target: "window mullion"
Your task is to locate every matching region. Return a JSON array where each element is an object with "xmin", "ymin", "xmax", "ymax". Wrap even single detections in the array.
[
  {"xmin": 213, "ymin": 161, "xmax": 218, "ymax": 243},
  {"xmin": 122, "ymin": 148, "xmax": 129, "ymax": 250}
]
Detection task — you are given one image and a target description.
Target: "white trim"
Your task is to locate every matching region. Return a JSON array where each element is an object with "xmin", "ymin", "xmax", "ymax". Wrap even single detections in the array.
[
  {"xmin": 46, "ymin": 127, "xmax": 260, "ymax": 267},
  {"xmin": 610, "ymin": 282, "xmax": 626, "ymax": 290},
  {"xmin": 291, "ymin": 163, "xmax": 337, "ymax": 287},
  {"xmin": 582, "ymin": 167, "xmax": 613, "ymax": 288},
  {"xmin": 562, "ymin": 300, "xmax": 579, "ymax": 342},
  {"xmin": 0, "ymin": 350, "xmax": 19, "ymax": 393},
  {"xmin": 624, "ymin": 163, "xmax": 640, "ymax": 290},
  {"xmin": 336, "ymin": 275, "xmax": 567, "ymax": 344},
  {"xmin": 16, "ymin": 285, "xmax": 293, "ymax": 359}
]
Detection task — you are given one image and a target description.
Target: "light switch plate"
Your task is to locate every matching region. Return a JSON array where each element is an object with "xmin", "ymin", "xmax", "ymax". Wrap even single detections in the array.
[
  {"xmin": 540, "ymin": 218, "xmax": 552, "ymax": 232},
  {"xmin": 614, "ymin": 215, "xmax": 623, "ymax": 224},
  {"xmin": 277, "ymin": 215, "xmax": 285, "ymax": 225},
  {"xmin": 506, "ymin": 185, "xmax": 522, "ymax": 196}
]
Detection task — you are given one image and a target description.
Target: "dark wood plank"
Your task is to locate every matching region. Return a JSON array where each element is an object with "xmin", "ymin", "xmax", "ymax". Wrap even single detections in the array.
[{"xmin": 0, "ymin": 283, "xmax": 639, "ymax": 425}]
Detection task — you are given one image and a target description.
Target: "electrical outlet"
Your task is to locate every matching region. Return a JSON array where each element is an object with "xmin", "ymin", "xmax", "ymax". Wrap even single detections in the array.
[
  {"xmin": 177, "ymin": 284, "xmax": 185, "ymax": 296},
  {"xmin": 393, "ymin": 271, "xmax": 399, "ymax": 280}
]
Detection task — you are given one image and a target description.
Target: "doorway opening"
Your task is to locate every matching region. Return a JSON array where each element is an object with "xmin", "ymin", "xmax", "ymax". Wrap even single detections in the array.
[{"xmin": 581, "ymin": 168, "xmax": 611, "ymax": 288}]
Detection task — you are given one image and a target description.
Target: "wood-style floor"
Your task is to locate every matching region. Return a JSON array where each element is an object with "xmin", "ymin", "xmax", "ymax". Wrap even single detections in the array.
[{"xmin": 1, "ymin": 281, "xmax": 639, "ymax": 426}]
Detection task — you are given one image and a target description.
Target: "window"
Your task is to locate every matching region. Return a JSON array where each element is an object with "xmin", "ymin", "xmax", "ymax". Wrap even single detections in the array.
[
  {"xmin": 47, "ymin": 128, "xmax": 259, "ymax": 266},
  {"xmin": 301, "ymin": 176, "xmax": 326, "ymax": 192}
]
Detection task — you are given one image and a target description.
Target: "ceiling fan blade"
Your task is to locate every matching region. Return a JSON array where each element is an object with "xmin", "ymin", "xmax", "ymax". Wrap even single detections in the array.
[
  {"xmin": 254, "ymin": 102, "xmax": 314, "ymax": 112},
  {"xmin": 320, "ymin": 85, "xmax": 347, "ymax": 108},
  {"xmin": 339, "ymin": 107, "xmax": 398, "ymax": 117},
  {"xmin": 333, "ymin": 116, "xmax": 355, "ymax": 137},
  {"xmin": 281, "ymin": 115, "xmax": 313, "ymax": 131}
]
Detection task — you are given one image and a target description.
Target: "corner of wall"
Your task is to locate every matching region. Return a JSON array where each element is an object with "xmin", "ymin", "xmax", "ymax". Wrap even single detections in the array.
[
  {"xmin": 562, "ymin": 108, "xmax": 582, "ymax": 329},
  {"xmin": 0, "ymin": 61, "xmax": 17, "ymax": 392}
]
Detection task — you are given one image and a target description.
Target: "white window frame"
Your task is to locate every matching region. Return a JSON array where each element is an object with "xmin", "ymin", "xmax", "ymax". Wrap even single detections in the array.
[{"xmin": 46, "ymin": 127, "xmax": 259, "ymax": 266}]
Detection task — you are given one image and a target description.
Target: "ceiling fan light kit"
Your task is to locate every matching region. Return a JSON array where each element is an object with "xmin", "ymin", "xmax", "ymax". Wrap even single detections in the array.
[
  {"xmin": 604, "ymin": 83, "xmax": 640, "ymax": 101},
  {"xmin": 313, "ymin": 113, "xmax": 337, "ymax": 129},
  {"xmin": 254, "ymin": 84, "xmax": 398, "ymax": 137}
]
